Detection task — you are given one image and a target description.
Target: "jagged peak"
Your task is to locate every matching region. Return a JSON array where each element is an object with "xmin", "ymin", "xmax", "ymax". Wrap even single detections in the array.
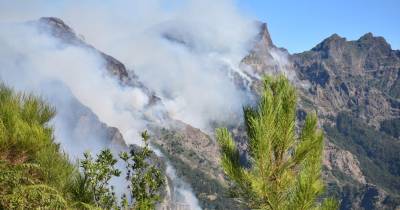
[
  {"xmin": 37, "ymin": 17, "xmax": 84, "ymax": 46},
  {"xmin": 359, "ymin": 32, "xmax": 374, "ymax": 40},
  {"xmin": 38, "ymin": 17, "xmax": 74, "ymax": 34},
  {"xmin": 310, "ymin": 32, "xmax": 393, "ymax": 53},
  {"xmin": 357, "ymin": 32, "xmax": 391, "ymax": 50},
  {"xmin": 254, "ymin": 21, "xmax": 275, "ymax": 49},
  {"xmin": 328, "ymin": 33, "xmax": 343, "ymax": 40},
  {"xmin": 35, "ymin": 17, "xmax": 150, "ymax": 91},
  {"xmin": 311, "ymin": 33, "xmax": 346, "ymax": 51},
  {"xmin": 40, "ymin": 17, "xmax": 67, "ymax": 26}
]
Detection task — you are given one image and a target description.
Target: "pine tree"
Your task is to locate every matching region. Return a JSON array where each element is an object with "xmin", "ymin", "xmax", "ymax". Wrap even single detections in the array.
[
  {"xmin": 216, "ymin": 75, "xmax": 338, "ymax": 210},
  {"xmin": 0, "ymin": 84, "xmax": 74, "ymax": 209}
]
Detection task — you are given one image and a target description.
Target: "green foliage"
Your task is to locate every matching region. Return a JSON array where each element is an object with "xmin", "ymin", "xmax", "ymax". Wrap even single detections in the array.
[
  {"xmin": 0, "ymin": 84, "xmax": 165, "ymax": 210},
  {"xmin": 216, "ymin": 75, "xmax": 338, "ymax": 209},
  {"xmin": 120, "ymin": 131, "xmax": 165, "ymax": 210},
  {"xmin": 0, "ymin": 85, "xmax": 55, "ymax": 157},
  {"xmin": 80, "ymin": 149, "xmax": 121, "ymax": 209},
  {"xmin": 321, "ymin": 198, "xmax": 340, "ymax": 210},
  {"xmin": 68, "ymin": 172, "xmax": 96, "ymax": 206},
  {"xmin": 75, "ymin": 131, "xmax": 165, "ymax": 210},
  {"xmin": 2, "ymin": 184, "xmax": 68, "ymax": 209},
  {"xmin": 0, "ymin": 84, "xmax": 76, "ymax": 209}
]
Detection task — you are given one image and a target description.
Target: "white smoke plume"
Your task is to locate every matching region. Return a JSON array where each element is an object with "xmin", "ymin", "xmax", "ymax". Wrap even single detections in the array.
[
  {"xmin": 1, "ymin": 0, "xmax": 258, "ymax": 131},
  {"xmin": 165, "ymin": 163, "xmax": 202, "ymax": 210},
  {"xmin": 0, "ymin": 1, "xmax": 260, "ymax": 209},
  {"xmin": 0, "ymin": 23, "xmax": 148, "ymax": 148}
]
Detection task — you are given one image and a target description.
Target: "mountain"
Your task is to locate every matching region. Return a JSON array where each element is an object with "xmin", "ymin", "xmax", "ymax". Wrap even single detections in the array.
[
  {"xmin": 34, "ymin": 17, "xmax": 237, "ymax": 209},
  {"xmin": 37, "ymin": 17, "xmax": 160, "ymax": 103},
  {"xmin": 293, "ymin": 33, "xmax": 400, "ymax": 126},
  {"xmin": 292, "ymin": 33, "xmax": 400, "ymax": 210},
  {"xmin": 243, "ymin": 23, "xmax": 400, "ymax": 209},
  {"xmin": 16, "ymin": 17, "xmax": 400, "ymax": 209}
]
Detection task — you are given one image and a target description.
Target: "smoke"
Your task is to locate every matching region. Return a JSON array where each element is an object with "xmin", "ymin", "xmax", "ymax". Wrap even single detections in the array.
[
  {"xmin": 165, "ymin": 163, "xmax": 201, "ymax": 210},
  {"xmin": 0, "ymin": 1, "xmax": 261, "ymax": 209},
  {"xmin": 0, "ymin": 0, "xmax": 259, "ymax": 131},
  {"xmin": 0, "ymin": 22, "xmax": 148, "ymax": 152},
  {"xmin": 44, "ymin": 0, "xmax": 258, "ymax": 131}
]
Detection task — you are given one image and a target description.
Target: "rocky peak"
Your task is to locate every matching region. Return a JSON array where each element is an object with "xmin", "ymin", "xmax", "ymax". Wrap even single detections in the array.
[
  {"xmin": 255, "ymin": 22, "xmax": 275, "ymax": 49},
  {"xmin": 38, "ymin": 17, "xmax": 83, "ymax": 45},
  {"xmin": 37, "ymin": 17, "xmax": 162, "ymax": 104},
  {"xmin": 39, "ymin": 17, "xmax": 73, "ymax": 32},
  {"xmin": 311, "ymin": 33, "xmax": 346, "ymax": 54},
  {"xmin": 38, "ymin": 17, "xmax": 127, "ymax": 78},
  {"xmin": 325, "ymin": 33, "xmax": 343, "ymax": 41},
  {"xmin": 358, "ymin": 32, "xmax": 386, "ymax": 45},
  {"xmin": 359, "ymin": 32, "xmax": 374, "ymax": 40},
  {"xmin": 39, "ymin": 17, "xmax": 72, "ymax": 32},
  {"xmin": 241, "ymin": 21, "xmax": 291, "ymax": 78},
  {"xmin": 356, "ymin": 32, "xmax": 393, "ymax": 55}
]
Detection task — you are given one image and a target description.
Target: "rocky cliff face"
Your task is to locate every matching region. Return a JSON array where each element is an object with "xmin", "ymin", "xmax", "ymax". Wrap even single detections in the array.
[{"xmin": 292, "ymin": 33, "xmax": 400, "ymax": 127}]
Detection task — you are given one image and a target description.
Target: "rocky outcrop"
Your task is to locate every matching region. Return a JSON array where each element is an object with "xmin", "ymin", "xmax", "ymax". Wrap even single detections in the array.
[
  {"xmin": 241, "ymin": 22, "xmax": 292, "ymax": 78},
  {"xmin": 323, "ymin": 142, "xmax": 366, "ymax": 184}
]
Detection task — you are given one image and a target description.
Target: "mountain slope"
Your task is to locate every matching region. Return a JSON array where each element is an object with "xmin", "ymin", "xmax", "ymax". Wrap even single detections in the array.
[
  {"xmin": 35, "ymin": 17, "xmax": 239, "ymax": 209},
  {"xmin": 13, "ymin": 17, "xmax": 400, "ymax": 209},
  {"xmin": 292, "ymin": 33, "xmax": 400, "ymax": 209}
]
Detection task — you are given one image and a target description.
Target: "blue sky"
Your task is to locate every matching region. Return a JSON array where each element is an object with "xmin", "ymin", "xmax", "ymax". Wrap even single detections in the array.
[{"xmin": 237, "ymin": 0, "xmax": 400, "ymax": 53}]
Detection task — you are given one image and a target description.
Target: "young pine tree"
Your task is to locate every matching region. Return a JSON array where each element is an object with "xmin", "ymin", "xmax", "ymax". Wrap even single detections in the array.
[{"xmin": 216, "ymin": 75, "xmax": 338, "ymax": 210}]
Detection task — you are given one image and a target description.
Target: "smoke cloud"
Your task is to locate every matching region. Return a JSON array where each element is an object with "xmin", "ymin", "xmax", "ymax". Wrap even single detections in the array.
[
  {"xmin": 60, "ymin": 0, "xmax": 258, "ymax": 131},
  {"xmin": 165, "ymin": 163, "xmax": 202, "ymax": 210},
  {"xmin": 0, "ymin": 23, "xmax": 149, "ymax": 148},
  {"xmin": 0, "ymin": 1, "xmax": 260, "ymax": 209},
  {"xmin": 1, "ymin": 0, "xmax": 258, "ymax": 131}
]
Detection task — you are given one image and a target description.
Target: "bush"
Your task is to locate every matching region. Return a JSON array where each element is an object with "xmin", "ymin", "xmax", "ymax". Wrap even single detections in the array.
[{"xmin": 0, "ymin": 84, "xmax": 77, "ymax": 209}]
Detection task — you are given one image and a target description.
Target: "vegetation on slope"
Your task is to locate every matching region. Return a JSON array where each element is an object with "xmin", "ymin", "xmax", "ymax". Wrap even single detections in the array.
[
  {"xmin": 0, "ymin": 84, "xmax": 164, "ymax": 209},
  {"xmin": 380, "ymin": 118, "xmax": 400, "ymax": 139},
  {"xmin": 324, "ymin": 112, "xmax": 400, "ymax": 196},
  {"xmin": 0, "ymin": 84, "xmax": 76, "ymax": 209}
]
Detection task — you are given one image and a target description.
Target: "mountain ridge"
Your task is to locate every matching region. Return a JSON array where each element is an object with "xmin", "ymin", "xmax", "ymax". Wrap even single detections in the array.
[{"xmin": 18, "ymin": 17, "xmax": 400, "ymax": 209}]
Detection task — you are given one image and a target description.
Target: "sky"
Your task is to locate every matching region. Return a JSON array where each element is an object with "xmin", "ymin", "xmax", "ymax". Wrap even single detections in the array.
[
  {"xmin": 237, "ymin": 0, "xmax": 400, "ymax": 53},
  {"xmin": 0, "ymin": 0, "xmax": 398, "ymax": 53}
]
